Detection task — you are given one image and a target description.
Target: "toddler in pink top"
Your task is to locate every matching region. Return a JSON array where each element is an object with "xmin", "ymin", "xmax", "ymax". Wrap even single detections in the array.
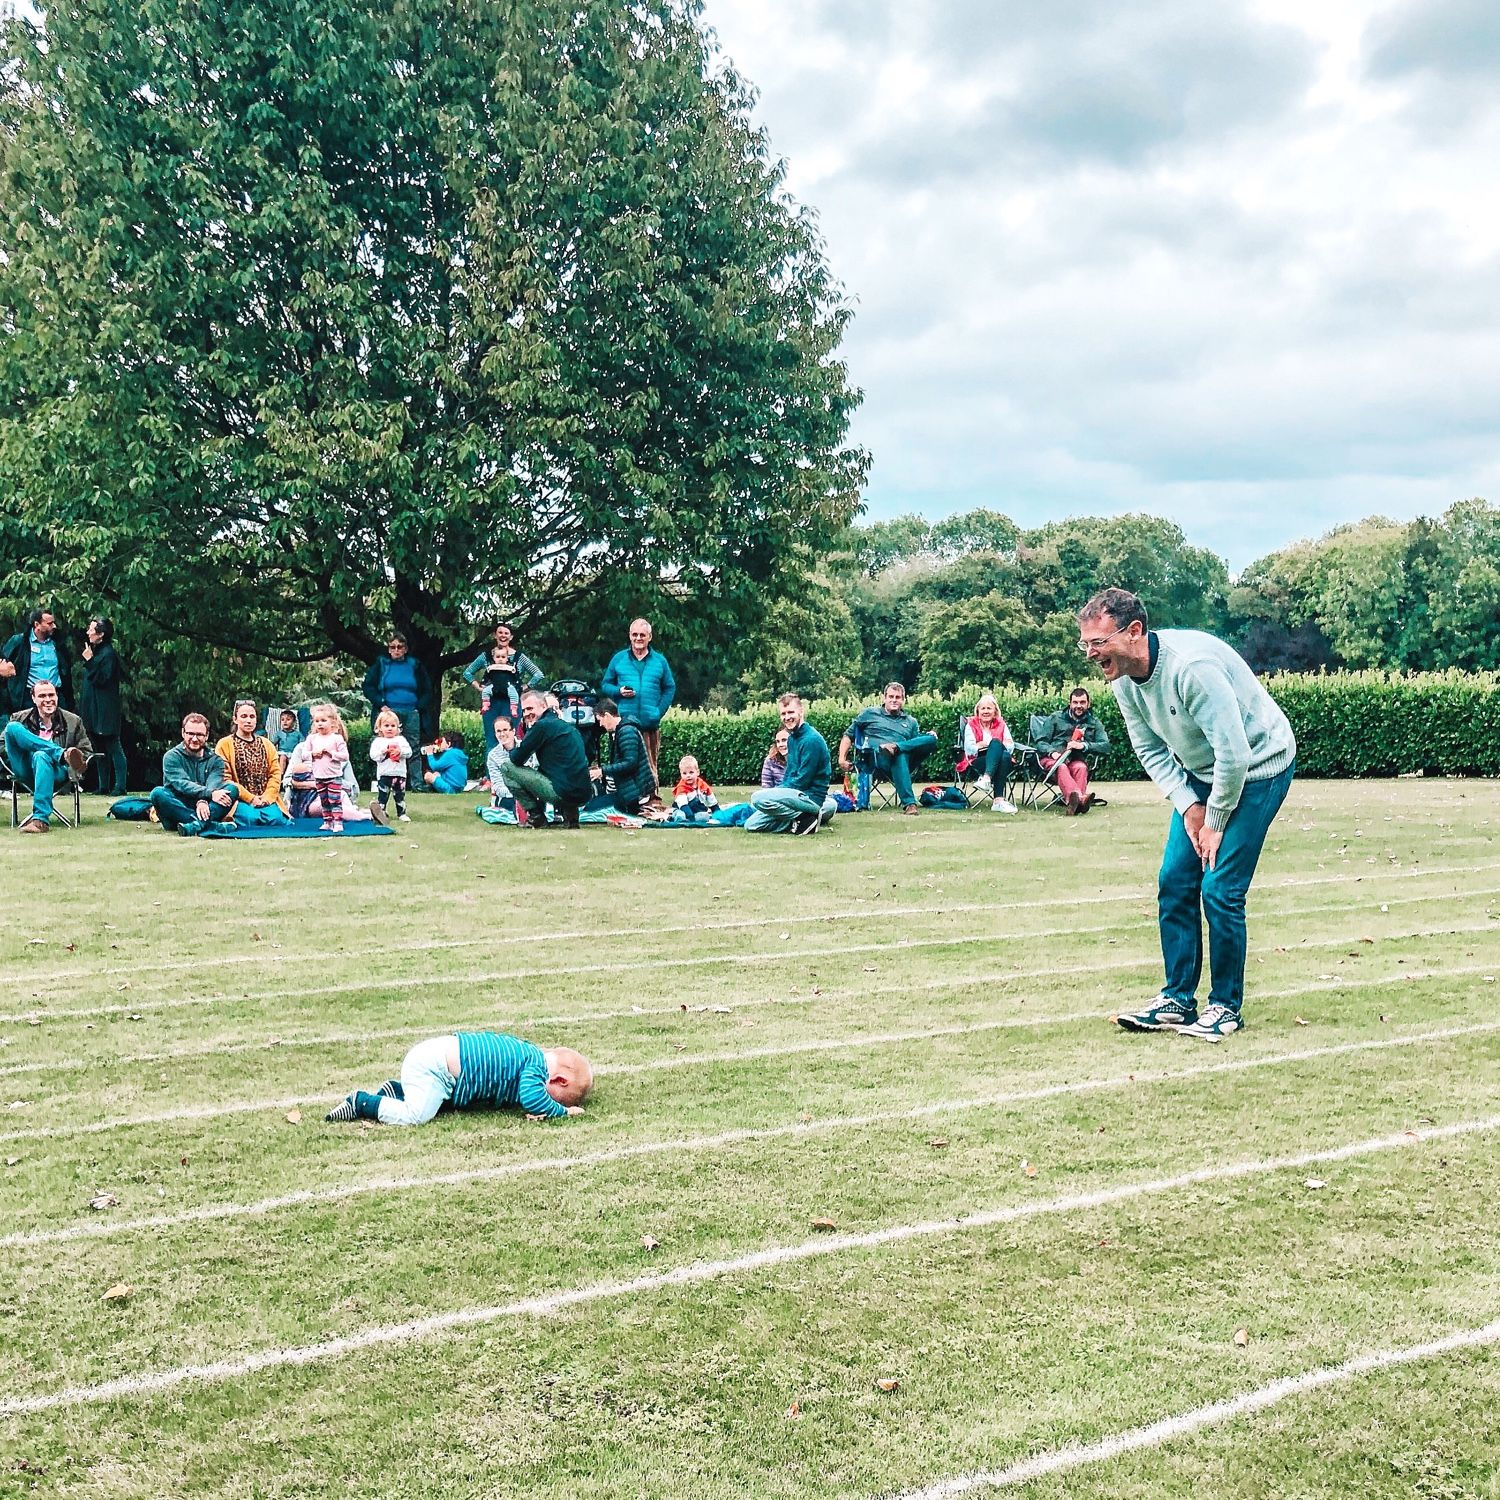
[{"xmin": 307, "ymin": 703, "xmax": 350, "ymax": 831}]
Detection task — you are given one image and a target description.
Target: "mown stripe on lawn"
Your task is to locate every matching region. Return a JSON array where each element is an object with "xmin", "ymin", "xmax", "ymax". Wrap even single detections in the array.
[
  {"xmin": 7, "ymin": 878, "xmax": 1499, "ymax": 1030},
  {"xmin": 6, "ymin": 856, "xmax": 1497, "ymax": 997},
  {"xmin": 6, "ymin": 1017, "xmax": 1498, "ymax": 1251},
  {"xmin": 2, "ymin": 1115, "xmax": 1496, "ymax": 1417},
  {"xmin": 889, "ymin": 1319, "xmax": 1500, "ymax": 1497},
  {"xmin": 6, "ymin": 903, "xmax": 1497, "ymax": 1076},
  {"xmin": 4, "ymin": 962, "xmax": 1498, "ymax": 1143}
]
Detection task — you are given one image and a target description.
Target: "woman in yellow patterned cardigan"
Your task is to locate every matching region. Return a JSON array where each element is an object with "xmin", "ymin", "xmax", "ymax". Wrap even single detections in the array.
[{"xmin": 214, "ymin": 699, "xmax": 290, "ymax": 824}]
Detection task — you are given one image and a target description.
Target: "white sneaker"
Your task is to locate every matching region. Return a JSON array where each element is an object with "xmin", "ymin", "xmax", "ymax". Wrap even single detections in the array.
[
  {"xmin": 974, "ymin": 774, "xmax": 993, "ymax": 794},
  {"xmin": 397, "ymin": 812, "xmax": 411, "ymax": 823},
  {"xmin": 991, "ymin": 797, "xmax": 1017, "ymax": 815}
]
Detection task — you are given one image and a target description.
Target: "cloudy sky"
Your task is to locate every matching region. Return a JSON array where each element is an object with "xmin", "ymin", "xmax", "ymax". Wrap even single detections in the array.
[{"xmin": 700, "ymin": 0, "xmax": 1500, "ymax": 570}]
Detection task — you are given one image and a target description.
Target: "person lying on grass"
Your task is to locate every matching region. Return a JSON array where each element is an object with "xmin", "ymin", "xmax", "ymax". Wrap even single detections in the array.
[{"xmin": 325, "ymin": 1031, "xmax": 593, "ymax": 1126}]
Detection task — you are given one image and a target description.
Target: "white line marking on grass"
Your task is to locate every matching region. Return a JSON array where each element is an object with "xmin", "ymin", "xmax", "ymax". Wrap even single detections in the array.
[
  {"xmin": 6, "ymin": 1017, "xmax": 1498, "ymax": 1251},
  {"xmin": 9, "ymin": 904, "xmax": 1495, "ymax": 1077},
  {"xmin": 890, "ymin": 1322, "xmax": 1500, "ymax": 1498},
  {"xmin": 5, "ymin": 961, "xmax": 1499, "ymax": 1144},
  {"xmin": 6, "ymin": 857, "xmax": 1497, "ymax": 997},
  {"xmin": 2, "ymin": 1114, "xmax": 1496, "ymax": 1417},
  {"xmin": 9, "ymin": 879, "xmax": 1500, "ymax": 1029}
]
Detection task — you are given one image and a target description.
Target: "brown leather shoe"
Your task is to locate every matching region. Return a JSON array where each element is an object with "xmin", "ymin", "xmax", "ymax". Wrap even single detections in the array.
[
  {"xmin": 1077, "ymin": 792, "xmax": 1094, "ymax": 815},
  {"xmin": 64, "ymin": 746, "xmax": 88, "ymax": 779},
  {"xmin": 18, "ymin": 816, "xmax": 49, "ymax": 834},
  {"xmin": 901, "ymin": 802, "xmax": 920, "ymax": 816},
  {"xmin": 1065, "ymin": 791, "xmax": 1082, "ymax": 815}
]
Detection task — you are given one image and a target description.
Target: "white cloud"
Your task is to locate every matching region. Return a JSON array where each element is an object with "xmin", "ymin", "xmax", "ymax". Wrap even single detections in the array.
[{"xmin": 703, "ymin": 0, "xmax": 1500, "ymax": 568}]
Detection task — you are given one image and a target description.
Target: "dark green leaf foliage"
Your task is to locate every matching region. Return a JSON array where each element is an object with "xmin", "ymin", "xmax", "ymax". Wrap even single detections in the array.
[{"xmin": 0, "ymin": 0, "xmax": 865, "ymax": 693}]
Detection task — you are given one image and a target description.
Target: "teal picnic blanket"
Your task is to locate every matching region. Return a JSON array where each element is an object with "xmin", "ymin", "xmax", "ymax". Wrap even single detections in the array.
[{"xmin": 197, "ymin": 821, "xmax": 393, "ymax": 839}]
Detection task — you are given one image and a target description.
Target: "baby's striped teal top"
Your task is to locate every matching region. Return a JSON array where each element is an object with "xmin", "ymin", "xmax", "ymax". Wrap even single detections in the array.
[{"xmin": 453, "ymin": 1032, "xmax": 566, "ymax": 1117}]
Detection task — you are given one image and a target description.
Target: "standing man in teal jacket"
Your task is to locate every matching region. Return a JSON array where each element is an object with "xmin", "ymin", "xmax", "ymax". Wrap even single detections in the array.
[
  {"xmin": 1081, "ymin": 588, "xmax": 1296, "ymax": 1043},
  {"xmin": 599, "ymin": 618, "xmax": 675, "ymax": 784}
]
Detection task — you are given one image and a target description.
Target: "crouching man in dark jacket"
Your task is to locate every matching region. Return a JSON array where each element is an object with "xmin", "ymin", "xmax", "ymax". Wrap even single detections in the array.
[
  {"xmin": 590, "ymin": 696, "xmax": 655, "ymax": 816},
  {"xmin": 504, "ymin": 690, "xmax": 594, "ymax": 828}
]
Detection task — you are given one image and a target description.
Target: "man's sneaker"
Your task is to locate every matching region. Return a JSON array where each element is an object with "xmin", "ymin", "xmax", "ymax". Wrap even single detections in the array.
[
  {"xmin": 17, "ymin": 816, "xmax": 48, "ymax": 834},
  {"xmin": 1178, "ymin": 1003, "xmax": 1243, "ymax": 1043},
  {"xmin": 63, "ymin": 746, "xmax": 88, "ymax": 780},
  {"xmin": 991, "ymin": 797, "xmax": 1017, "ymax": 815},
  {"xmin": 974, "ymin": 774, "xmax": 993, "ymax": 795},
  {"xmin": 791, "ymin": 809, "xmax": 820, "ymax": 835},
  {"xmin": 900, "ymin": 802, "xmax": 920, "ymax": 816},
  {"xmin": 1116, "ymin": 997, "xmax": 1198, "ymax": 1033},
  {"xmin": 177, "ymin": 819, "xmax": 203, "ymax": 837},
  {"xmin": 325, "ymin": 1094, "xmax": 358, "ymax": 1123},
  {"xmin": 368, "ymin": 799, "xmax": 388, "ymax": 826},
  {"xmin": 397, "ymin": 812, "xmax": 411, "ymax": 822}
]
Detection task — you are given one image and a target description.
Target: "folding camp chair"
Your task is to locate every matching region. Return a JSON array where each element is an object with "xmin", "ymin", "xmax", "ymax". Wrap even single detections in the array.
[
  {"xmin": 3, "ymin": 753, "xmax": 100, "ymax": 828},
  {"xmin": 851, "ymin": 725, "xmax": 899, "ymax": 810},
  {"xmin": 1012, "ymin": 715, "xmax": 1067, "ymax": 811}
]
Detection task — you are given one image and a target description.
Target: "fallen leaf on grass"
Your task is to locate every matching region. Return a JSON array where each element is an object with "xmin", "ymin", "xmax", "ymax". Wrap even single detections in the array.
[
  {"xmin": 101, "ymin": 1282, "xmax": 134, "ymax": 1302},
  {"xmin": 6, "ymin": 1100, "xmax": 29, "ymax": 1111},
  {"xmin": 1304, "ymin": 1178, "xmax": 1326, "ymax": 1190},
  {"xmin": 25, "ymin": 938, "xmax": 44, "ymax": 946},
  {"xmin": 786, "ymin": 1400, "xmax": 802, "ymax": 1419},
  {"xmin": 5, "ymin": 1156, "xmax": 20, "ymax": 1167},
  {"xmin": 1294, "ymin": 1016, "xmax": 1309, "ymax": 1026},
  {"xmin": 1021, "ymin": 1161, "xmax": 1038, "ymax": 1179},
  {"xmin": 875, "ymin": 1378, "xmax": 900, "ymax": 1393},
  {"xmin": 810, "ymin": 1217, "xmax": 838, "ymax": 1232},
  {"xmin": 285, "ymin": 1109, "xmax": 303, "ymax": 1125},
  {"xmin": 1359, "ymin": 936, "xmax": 1375, "ymax": 944},
  {"xmin": 861, "ymin": 964, "xmax": 878, "ymax": 972},
  {"xmin": 88, "ymin": 1193, "xmax": 120, "ymax": 1211},
  {"xmin": 798, "ymin": 1112, "xmax": 813, "ymax": 1123},
  {"xmin": 640, "ymin": 1235, "xmax": 660, "ymax": 1252},
  {"xmin": 179, "ymin": 1156, "xmax": 189, "ymax": 1167},
  {"xmin": 928, "ymin": 1137, "xmax": 950, "ymax": 1149},
  {"xmin": 1233, "ymin": 1327, "xmax": 1250, "ymax": 1347}
]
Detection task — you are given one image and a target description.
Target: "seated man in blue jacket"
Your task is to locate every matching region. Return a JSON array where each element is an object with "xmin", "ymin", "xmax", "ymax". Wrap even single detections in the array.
[
  {"xmin": 746, "ymin": 693, "xmax": 835, "ymax": 835},
  {"xmin": 599, "ymin": 618, "xmax": 675, "ymax": 783},
  {"xmin": 149, "ymin": 713, "xmax": 239, "ymax": 834},
  {"xmin": 837, "ymin": 682, "xmax": 938, "ymax": 816}
]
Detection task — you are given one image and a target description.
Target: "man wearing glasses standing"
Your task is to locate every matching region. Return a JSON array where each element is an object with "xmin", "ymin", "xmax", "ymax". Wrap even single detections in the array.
[{"xmin": 1078, "ymin": 588, "xmax": 1296, "ymax": 1042}]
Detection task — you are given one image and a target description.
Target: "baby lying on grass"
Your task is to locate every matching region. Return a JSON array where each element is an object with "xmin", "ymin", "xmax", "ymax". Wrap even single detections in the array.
[{"xmin": 326, "ymin": 1031, "xmax": 592, "ymax": 1126}]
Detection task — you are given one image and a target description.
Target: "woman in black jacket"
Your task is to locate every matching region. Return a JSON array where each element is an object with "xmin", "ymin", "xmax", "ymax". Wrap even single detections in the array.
[{"xmin": 80, "ymin": 617, "xmax": 127, "ymax": 794}]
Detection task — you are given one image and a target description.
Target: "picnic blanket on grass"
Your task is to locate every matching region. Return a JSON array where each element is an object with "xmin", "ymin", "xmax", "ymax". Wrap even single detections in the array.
[{"xmin": 198, "ymin": 821, "xmax": 394, "ymax": 839}]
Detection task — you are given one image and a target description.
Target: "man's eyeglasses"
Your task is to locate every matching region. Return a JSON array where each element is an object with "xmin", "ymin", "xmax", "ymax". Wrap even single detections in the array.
[{"xmin": 1076, "ymin": 623, "xmax": 1133, "ymax": 655}]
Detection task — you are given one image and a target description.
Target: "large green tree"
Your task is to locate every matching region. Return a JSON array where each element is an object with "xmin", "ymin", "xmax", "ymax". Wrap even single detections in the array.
[{"xmin": 0, "ymin": 0, "xmax": 865, "ymax": 696}]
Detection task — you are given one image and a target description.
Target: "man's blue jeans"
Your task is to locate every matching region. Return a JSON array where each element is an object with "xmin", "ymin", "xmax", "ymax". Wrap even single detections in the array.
[
  {"xmin": 745, "ymin": 786, "xmax": 834, "ymax": 833},
  {"xmin": 149, "ymin": 786, "xmax": 240, "ymax": 832},
  {"xmin": 4, "ymin": 721, "xmax": 63, "ymax": 822},
  {"xmin": 871, "ymin": 732, "xmax": 939, "ymax": 805},
  {"xmin": 1159, "ymin": 765, "xmax": 1295, "ymax": 1014}
]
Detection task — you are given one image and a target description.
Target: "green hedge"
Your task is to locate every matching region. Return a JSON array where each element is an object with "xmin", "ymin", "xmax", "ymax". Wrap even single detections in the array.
[
  {"xmin": 656, "ymin": 671, "xmax": 1500, "ymax": 785},
  {"xmin": 343, "ymin": 672, "xmax": 1500, "ymax": 785}
]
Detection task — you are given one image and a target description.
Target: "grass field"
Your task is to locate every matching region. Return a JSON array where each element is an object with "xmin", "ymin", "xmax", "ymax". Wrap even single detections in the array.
[{"xmin": 3, "ymin": 778, "xmax": 1500, "ymax": 1498}]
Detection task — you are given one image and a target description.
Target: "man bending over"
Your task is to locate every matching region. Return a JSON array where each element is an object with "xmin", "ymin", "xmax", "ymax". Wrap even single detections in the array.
[
  {"xmin": 1080, "ymin": 587, "xmax": 1296, "ymax": 1042},
  {"xmin": 326, "ymin": 1031, "xmax": 593, "ymax": 1125}
]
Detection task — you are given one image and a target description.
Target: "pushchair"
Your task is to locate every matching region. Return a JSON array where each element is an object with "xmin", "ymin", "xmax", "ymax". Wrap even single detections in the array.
[{"xmin": 550, "ymin": 679, "xmax": 601, "ymax": 761}]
